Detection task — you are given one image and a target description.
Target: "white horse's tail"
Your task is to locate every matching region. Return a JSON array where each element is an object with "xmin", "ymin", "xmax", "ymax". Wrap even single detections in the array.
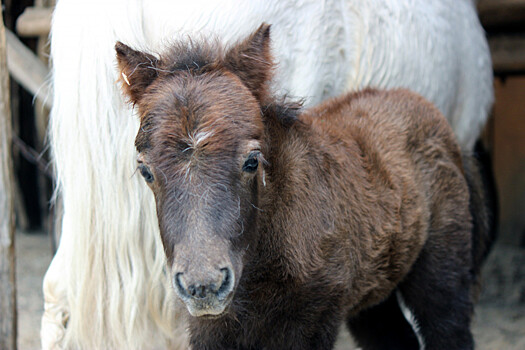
[{"xmin": 42, "ymin": 1, "xmax": 188, "ymax": 348}]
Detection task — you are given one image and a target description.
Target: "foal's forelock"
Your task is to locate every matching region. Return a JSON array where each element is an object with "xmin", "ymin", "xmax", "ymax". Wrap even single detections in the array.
[{"xmin": 187, "ymin": 129, "xmax": 215, "ymax": 150}]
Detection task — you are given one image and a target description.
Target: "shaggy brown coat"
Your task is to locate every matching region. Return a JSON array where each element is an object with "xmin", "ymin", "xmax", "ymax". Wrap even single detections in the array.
[{"xmin": 116, "ymin": 24, "xmax": 491, "ymax": 350}]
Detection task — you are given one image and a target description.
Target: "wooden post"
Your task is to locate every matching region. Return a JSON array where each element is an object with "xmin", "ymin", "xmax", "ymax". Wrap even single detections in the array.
[{"xmin": 0, "ymin": 10, "xmax": 17, "ymax": 350}]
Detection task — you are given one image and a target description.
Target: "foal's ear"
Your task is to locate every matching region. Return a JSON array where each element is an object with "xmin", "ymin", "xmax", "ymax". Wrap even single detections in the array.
[
  {"xmin": 224, "ymin": 23, "xmax": 273, "ymax": 102},
  {"xmin": 115, "ymin": 42, "xmax": 159, "ymax": 104}
]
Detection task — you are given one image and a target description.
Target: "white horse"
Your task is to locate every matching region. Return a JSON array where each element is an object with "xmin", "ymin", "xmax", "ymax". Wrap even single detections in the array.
[{"xmin": 42, "ymin": 0, "xmax": 493, "ymax": 348}]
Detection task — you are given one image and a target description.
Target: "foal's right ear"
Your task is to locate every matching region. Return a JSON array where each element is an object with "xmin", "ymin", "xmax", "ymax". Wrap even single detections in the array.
[
  {"xmin": 224, "ymin": 23, "xmax": 273, "ymax": 102},
  {"xmin": 115, "ymin": 42, "xmax": 159, "ymax": 104}
]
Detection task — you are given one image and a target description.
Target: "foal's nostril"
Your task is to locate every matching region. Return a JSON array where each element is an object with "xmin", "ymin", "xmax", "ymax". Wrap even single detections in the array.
[
  {"xmin": 217, "ymin": 267, "xmax": 234, "ymax": 299},
  {"xmin": 174, "ymin": 272, "xmax": 189, "ymax": 298}
]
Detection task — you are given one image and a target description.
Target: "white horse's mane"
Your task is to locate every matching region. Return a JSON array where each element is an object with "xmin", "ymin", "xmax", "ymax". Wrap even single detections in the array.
[{"xmin": 42, "ymin": 0, "xmax": 492, "ymax": 348}]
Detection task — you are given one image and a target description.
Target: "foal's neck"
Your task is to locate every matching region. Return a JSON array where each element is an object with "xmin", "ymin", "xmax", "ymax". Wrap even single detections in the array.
[{"xmin": 251, "ymin": 101, "xmax": 335, "ymax": 282}]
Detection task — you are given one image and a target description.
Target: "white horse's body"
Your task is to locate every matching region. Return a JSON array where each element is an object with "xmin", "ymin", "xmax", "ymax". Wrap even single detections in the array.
[{"xmin": 43, "ymin": 0, "xmax": 492, "ymax": 348}]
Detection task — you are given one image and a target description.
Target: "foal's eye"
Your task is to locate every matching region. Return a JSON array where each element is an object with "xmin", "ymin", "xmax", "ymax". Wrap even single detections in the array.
[
  {"xmin": 242, "ymin": 153, "xmax": 259, "ymax": 173},
  {"xmin": 138, "ymin": 164, "xmax": 154, "ymax": 183}
]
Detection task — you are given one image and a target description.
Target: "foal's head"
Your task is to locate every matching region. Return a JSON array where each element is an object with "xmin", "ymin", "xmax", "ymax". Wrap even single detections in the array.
[{"xmin": 116, "ymin": 24, "xmax": 272, "ymax": 317}]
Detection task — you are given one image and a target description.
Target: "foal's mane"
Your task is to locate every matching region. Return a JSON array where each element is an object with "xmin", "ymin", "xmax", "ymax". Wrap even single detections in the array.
[{"xmin": 261, "ymin": 98, "xmax": 302, "ymax": 127}]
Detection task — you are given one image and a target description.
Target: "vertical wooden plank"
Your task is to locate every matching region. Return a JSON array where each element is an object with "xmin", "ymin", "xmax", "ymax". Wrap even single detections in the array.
[
  {"xmin": 492, "ymin": 76, "xmax": 525, "ymax": 246},
  {"xmin": 0, "ymin": 9, "xmax": 17, "ymax": 350}
]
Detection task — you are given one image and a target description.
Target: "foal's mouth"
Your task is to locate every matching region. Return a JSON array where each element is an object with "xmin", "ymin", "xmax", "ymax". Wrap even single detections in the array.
[
  {"xmin": 197, "ymin": 313, "xmax": 227, "ymax": 320},
  {"xmin": 181, "ymin": 293, "xmax": 234, "ymax": 318}
]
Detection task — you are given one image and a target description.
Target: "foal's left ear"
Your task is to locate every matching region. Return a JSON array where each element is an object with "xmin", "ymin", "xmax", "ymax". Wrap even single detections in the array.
[
  {"xmin": 115, "ymin": 42, "xmax": 159, "ymax": 104},
  {"xmin": 224, "ymin": 23, "xmax": 273, "ymax": 102}
]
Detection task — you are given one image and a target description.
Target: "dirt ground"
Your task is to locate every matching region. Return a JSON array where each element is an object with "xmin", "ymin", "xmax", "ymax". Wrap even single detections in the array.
[{"xmin": 16, "ymin": 230, "xmax": 525, "ymax": 350}]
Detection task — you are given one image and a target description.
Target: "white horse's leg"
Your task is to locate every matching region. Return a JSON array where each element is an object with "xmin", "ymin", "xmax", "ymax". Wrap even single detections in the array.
[{"xmin": 41, "ymin": 245, "xmax": 68, "ymax": 350}]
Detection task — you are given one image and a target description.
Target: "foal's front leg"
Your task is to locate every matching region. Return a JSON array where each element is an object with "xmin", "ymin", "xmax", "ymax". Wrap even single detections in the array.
[
  {"xmin": 347, "ymin": 292, "xmax": 419, "ymax": 350},
  {"xmin": 276, "ymin": 310, "xmax": 343, "ymax": 350},
  {"xmin": 396, "ymin": 240, "xmax": 475, "ymax": 350}
]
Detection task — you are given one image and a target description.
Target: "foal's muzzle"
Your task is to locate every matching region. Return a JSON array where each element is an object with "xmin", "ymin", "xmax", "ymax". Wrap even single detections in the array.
[{"xmin": 173, "ymin": 267, "xmax": 234, "ymax": 317}]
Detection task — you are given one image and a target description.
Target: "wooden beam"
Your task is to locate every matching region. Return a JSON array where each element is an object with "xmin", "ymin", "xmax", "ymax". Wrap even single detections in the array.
[
  {"xmin": 488, "ymin": 35, "xmax": 525, "ymax": 74},
  {"xmin": 15, "ymin": 7, "xmax": 52, "ymax": 37},
  {"xmin": 5, "ymin": 28, "xmax": 52, "ymax": 109},
  {"xmin": 0, "ymin": 11, "xmax": 17, "ymax": 350},
  {"xmin": 478, "ymin": 0, "xmax": 525, "ymax": 29}
]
